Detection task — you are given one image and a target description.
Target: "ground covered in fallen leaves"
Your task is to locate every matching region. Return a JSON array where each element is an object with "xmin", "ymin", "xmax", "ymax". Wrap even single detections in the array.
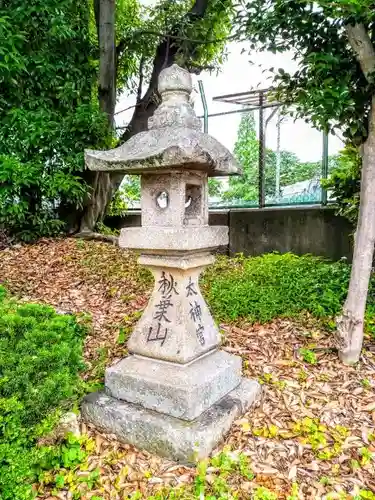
[{"xmin": 1, "ymin": 238, "xmax": 374, "ymax": 500}]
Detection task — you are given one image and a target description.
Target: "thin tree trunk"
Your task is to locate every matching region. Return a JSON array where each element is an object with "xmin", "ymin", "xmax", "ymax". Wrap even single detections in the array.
[
  {"xmin": 79, "ymin": 0, "xmax": 115, "ymax": 233},
  {"xmin": 336, "ymin": 24, "xmax": 375, "ymax": 364},
  {"xmin": 336, "ymin": 96, "xmax": 375, "ymax": 364},
  {"xmin": 275, "ymin": 110, "xmax": 281, "ymax": 199},
  {"xmin": 98, "ymin": 0, "xmax": 116, "ymax": 125}
]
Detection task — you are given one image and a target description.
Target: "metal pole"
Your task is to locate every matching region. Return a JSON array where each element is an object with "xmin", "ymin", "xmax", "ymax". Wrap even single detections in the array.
[
  {"xmin": 263, "ymin": 106, "xmax": 279, "ymax": 201},
  {"xmin": 198, "ymin": 80, "xmax": 208, "ymax": 133},
  {"xmin": 265, "ymin": 107, "xmax": 278, "ymax": 128},
  {"xmin": 197, "ymin": 102, "xmax": 279, "ymax": 119},
  {"xmin": 258, "ymin": 92, "xmax": 265, "ymax": 208},
  {"xmin": 321, "ymin": 132, "xmax": 329, "ymax": 205},
  {"xmin": 276, "ymin": 109, "xmax": 281, "ymax": 200}
]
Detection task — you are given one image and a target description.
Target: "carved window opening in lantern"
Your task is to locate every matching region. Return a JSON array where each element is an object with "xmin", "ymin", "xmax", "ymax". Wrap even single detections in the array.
[
  {"xmin": 184, "ymin": 184, "xmax": 203, "ymax": 226},
  {"xmin": 156, "ymin": 191, "xmax": 169, "ymax": 209}
]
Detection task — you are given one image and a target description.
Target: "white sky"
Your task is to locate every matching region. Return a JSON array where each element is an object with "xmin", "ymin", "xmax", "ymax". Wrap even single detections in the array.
[{"xmin": 115, "ymin": 35, "xmax": 344, "ymax": 163}]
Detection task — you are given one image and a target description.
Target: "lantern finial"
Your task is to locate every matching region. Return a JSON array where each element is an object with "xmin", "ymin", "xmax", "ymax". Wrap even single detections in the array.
[
  {"xmin": 158, "ymin": 64, "xmax": 192, "ymax": 95},
  {"xmin": 148, "ymin": 64, "xmax": 201, "ymax": 131}
]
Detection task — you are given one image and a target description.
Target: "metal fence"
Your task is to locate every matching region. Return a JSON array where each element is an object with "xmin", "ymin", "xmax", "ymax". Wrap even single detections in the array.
[{"xmin": 197, "ymin": 85, "xmax": 342, "ymax": 210}]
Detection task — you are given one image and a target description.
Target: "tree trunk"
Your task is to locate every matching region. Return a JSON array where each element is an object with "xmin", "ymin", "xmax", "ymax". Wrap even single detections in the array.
[
  {"xmin": 97, "ymin": 0, "xmax": 116, "ymax": 125},
  {"xmin": 336, "ymin": 23, "xmax": 375, "ymax": 364},
  {"xmin": 336, "ymin": 96, "xmax": 375, "ymax": 364},
  {"xmin": 79, "ymin": 0, "xmax": 116, "ymax": 233},
  {"xmin": 78, "ymin": 0, "xmax": 210, "ymax": 231}
]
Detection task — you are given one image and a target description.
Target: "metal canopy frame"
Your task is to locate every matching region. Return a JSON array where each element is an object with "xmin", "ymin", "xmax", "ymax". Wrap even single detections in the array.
[
  {"xmin": 211, "ymin": 88, "xmax": 281, "ymax": 208},
  {"xmin": 213, "ymin": 88, "xmax": 280, "ymax": 107}
]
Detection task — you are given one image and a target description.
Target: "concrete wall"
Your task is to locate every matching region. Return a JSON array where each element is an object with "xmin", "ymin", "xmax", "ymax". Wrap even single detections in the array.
[
  {"xmin": 105, "ymin": 206, "xmax": 353, "ymax": 262},
  {"xmin": 228, "ymin": 206, "xmax": 353, "ymax": 261}
]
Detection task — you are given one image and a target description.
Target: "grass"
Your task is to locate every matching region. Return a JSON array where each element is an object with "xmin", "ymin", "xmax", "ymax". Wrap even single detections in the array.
[{"xmin": 202, "ymin": 253, "xmax": 375, "ymax": 335}]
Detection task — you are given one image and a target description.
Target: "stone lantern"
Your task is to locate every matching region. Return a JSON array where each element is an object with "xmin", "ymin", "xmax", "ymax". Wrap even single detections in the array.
[{"xmin": 82, "ymin": 64, "xmax": 260, "ymax": 462}]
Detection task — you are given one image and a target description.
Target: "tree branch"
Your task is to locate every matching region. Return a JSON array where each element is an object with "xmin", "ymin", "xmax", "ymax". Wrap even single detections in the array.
[
  {"xmin": 115, "ymin": 28, "xmax": 236, "ymax": 73},
  {"xmin": 136, "ymin": 56, "xmax": 145, "ymax": 104},
  {"xmin": 190, "ymin": 0, "xmax": 208, "ymax": 17},
  {"xmin": 346, "ymin": 23, "xmax": 375, "ymax": 82},
  {"xmin": 119, "ymin": 0, "xmax": 211, "ymax": 141},
  {"xmin": 74, "ymin": 231, "xmax": 119, "ymax": 245},
  {"xmin": 116, "ymin": 29, "xmax": 237, "ymax": 52}
]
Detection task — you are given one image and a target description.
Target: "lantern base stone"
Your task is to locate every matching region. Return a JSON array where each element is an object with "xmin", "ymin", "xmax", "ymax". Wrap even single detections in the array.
[
  {"xmin": 105, "ymin": 350, "xmax": 242, "ymax": 421},
  {"xmin": 81, "ymin": 378, "xmax": 261, "ymax": 463}
]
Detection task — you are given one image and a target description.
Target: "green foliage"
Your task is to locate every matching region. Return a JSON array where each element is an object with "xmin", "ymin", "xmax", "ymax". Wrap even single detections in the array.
[
  {"xmin": 208, "ymin": 178, "xmax": 223, "ymax": 198},
  {"xmin": 322, "ymin": 143, "xmax": 361, "ymax": 224},
  {"xmin": 355, "ymin": 490, "xmax": 375, "ymax": 500},
  {"xmin": 281, "ymin": 154, "xmax": 339, "ymax": 187},
  {"xmin": 203, "ymin": 253, "xmax": 375, "ymax": 325},
  {"xmin": 224, "ymin": 112, "xmax": 259, "ymax": 202},
  {"xmin": 253, "ymin": 487, "xmax": 278, "ymax": 500},
  {"xmin": 128, "ymin": 0, "xmax": 234, "ymax": 75},
  {"xmin": 237, "ymin": 1, "xmax": 372, "ymax": 143},
  {"xmin": 299, "ymin": 348, "xmax": 318, "ymax": 365},
  {"xmin": 108, "ymin": 176, "xmax": 141, "ymax": 216},
  {"xmin": 111, "ymin": 0, "xmax": 142, "ymax": 94},
  {"xmin": 0, "ymin": 1, "xmax": 110, "ymax": 240},
  {"xmin": 0, "ymin": 155, "xmax": 86, "ymax": 240},
  {"xmin": 95, "ymin": 222, "xmax": 120, "ymax": 237},
  {"xmin": 0, "ymin": 286, "xmax": 87, "ymax": 499},
  {"xmin": 0, "ymin": 0, "xmax": 235, "ymax": 237},
  {"xmin": 291, "ymin": 418, "xmax": 350, "ymax": 461}
]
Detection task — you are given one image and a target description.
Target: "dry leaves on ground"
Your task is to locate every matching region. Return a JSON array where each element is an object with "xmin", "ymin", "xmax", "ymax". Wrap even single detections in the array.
[
  {"xmin": 1, "ymin": 239, "xmax": 374, "ymax": 499},
  {"xmin": 0, "ymin": 238, "xmax": 151, "ymax": 378}
]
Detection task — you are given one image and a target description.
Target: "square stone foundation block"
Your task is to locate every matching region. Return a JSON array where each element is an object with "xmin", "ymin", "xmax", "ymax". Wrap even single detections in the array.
[
  {"xmin": 106, "ymin": 351, "xmax": 242, "ymax": 421},
  {"xmin": 81, "ymin": 378, "xmax": 261, "ymax": 463}
]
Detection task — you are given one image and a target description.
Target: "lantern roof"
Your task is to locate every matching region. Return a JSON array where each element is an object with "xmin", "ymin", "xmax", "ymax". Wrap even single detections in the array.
[{"xmin": 85, "ymin": 64, "xmax": 241, "ymax": 177}]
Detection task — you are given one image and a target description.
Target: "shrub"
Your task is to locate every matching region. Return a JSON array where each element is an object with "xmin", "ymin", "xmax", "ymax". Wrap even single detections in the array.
[
  {"xmin": 0, "ymin": 286, "xmax": 87, "ymax": 499},
  {"xmin": 0, "ymin": 5, "xmax": 113, "ymax": 240},
  {"xmin": 322, "ymin": 143, "xmax": 361, "ymax": 225},
  {"xmin": 0, "ymin": 154, "xmax": 87, "ymax": 241},
  {"xmin": 202, "ymin": 253, "xmax": 375, "ymax": 326}
]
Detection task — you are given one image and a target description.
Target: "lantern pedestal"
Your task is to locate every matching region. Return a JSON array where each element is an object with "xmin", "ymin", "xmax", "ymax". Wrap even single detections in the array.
[
  {"xmin": 127, "ymin": 253, "xmax": 220, "ymax": 364},
  {"xmin": 104, "ymin": 350, "xmax": 241, "ymax": 421}
]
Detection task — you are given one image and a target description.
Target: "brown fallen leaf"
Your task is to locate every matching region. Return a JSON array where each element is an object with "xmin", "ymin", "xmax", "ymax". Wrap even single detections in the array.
[
  {"xmin": 288, "ymin": 465, "xmax": 298, "ymax": 480},
  {"xmin": 305, "ymin": 462, "xmax": 320, "ymax": 471},
  {"xmin": 252, "ymin": 464, "xmax": 279, "ymax": 475},
  {"xmin": 362, "ymin": 402, "xmax": 375, "ymax": 412}
]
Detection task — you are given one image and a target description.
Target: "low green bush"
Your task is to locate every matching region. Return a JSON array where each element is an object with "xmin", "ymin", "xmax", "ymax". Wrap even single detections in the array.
[
  {"xmin": 0, "ymin": 286, "xmax": 88, "ymax": 499},
  {"xmin": 203, "ymin": 253, "xmax": 375, "ymax": 327}
]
